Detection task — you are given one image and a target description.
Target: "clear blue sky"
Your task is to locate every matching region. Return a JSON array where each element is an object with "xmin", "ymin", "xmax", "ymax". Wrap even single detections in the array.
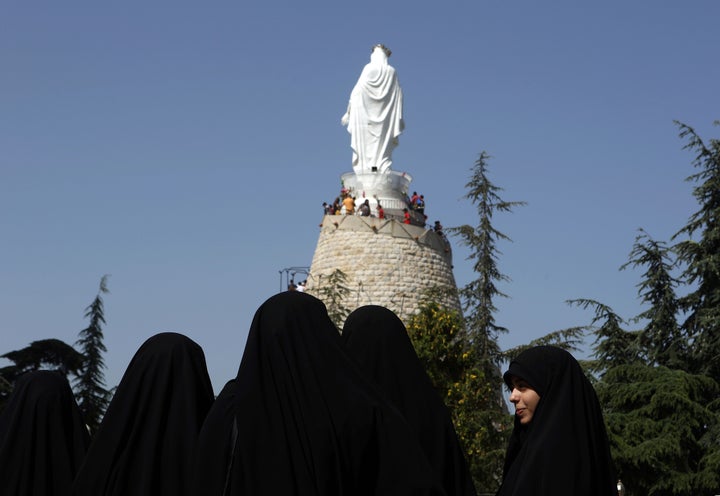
[{"xmin": 2, "ymin": 2, "xmax": 718, "ymax": 393}]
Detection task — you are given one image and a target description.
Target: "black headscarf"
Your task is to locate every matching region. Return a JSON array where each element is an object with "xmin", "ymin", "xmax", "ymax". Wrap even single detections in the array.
[
  {"xmin": 192, "ymin": 291, "xmax": 446, "ymax": 496},
  {"xmin": 0, "ymin": 370, "xmax": 89, "ymax": 496},
  {"xmin": 342, "ymin": 305, "xmax": 477, "ymax": 496},
  {"xmin": 71, "ymin": 332, "xmax": 214, "ymax": 496},
  {"xmin": 497, "ymin": 346, "xmax": 616, "ymax": 496}
]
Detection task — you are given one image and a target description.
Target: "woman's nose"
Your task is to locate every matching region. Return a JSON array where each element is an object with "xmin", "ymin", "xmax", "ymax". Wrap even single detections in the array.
[{"xmin": 509, "ymin": 388, "xmax": 519, "ymax": 402}]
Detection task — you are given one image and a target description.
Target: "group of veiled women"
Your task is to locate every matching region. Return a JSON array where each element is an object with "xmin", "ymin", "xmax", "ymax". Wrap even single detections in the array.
[{"xmin": 0, "ymin": 291, "xmax": 617, "ymax": 496}]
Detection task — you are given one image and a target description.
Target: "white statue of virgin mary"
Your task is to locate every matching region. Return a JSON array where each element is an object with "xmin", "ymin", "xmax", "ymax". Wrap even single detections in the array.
[{"xmin": 341, "ymin": 44, "xmax": 404, "ymax": 175}]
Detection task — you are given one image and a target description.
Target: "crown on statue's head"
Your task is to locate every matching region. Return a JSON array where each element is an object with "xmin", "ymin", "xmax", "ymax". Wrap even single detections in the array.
[{"xmin": 372, "ymin": 44, "xmax": 392, "ymax": 57}]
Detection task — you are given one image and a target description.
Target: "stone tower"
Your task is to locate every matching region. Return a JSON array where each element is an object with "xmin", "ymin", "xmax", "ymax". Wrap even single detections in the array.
[{"xmin": 306, "ymin": 45, "xmax": 461, "ymax": 324}]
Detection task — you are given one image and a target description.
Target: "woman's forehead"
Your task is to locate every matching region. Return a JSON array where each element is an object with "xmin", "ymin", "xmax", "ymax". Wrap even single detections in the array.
[{"xmin": 507, "ymin": 375, "xmax": 527, "ymax": 387}]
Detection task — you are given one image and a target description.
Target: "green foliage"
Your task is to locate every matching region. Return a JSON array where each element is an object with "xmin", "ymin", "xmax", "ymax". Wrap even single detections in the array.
[
  {"xmin": 408, "ymin": 299, "xmax": 469, "ymax": 392},
  {"xmin": 597, "ymin": 364, "xmax": 720, "ymax": 496},
  {"xmin": 583, "ymin": 137, "xmax": 720, "ymax": 494},
  {"xmin": 569, "ymin": 299, "xmax": 642, "ymax": 376},
  {"xmin": 446, "ymin": 151, "xmax": 526, "ymax": 373},
  {"xmin": 310, "ymin": 268, "xmax": 352, "ymax": 329},
  {"xmin": 424, "ymin": 152, "xmax": 525, "ymax": 493},
  {"xmin": 0, "ymin": 338, "xmax": 84, "ymax": 413},
  {"xmin": 418, "ymin": 284, "xmax": 461, "ymax": 317},
  {"xmin": 622, "ymin": 229, "xmax": 687, "ymax": 369},
  {"xmin": 407, "ymin": 302, "xmax": 511, "ymax": 493},
  {"xmin": 74, "ymin": 275, "xmax": 112, "ymax": 434},
  {"xmin": 672, "ymin": 120, "xmax": 720, "ymax": 382},
  {"xmin": 1, "ymin": 339, "xmax": 84, "ymax": 376},
  {"xmin": 502, "ymin": 326, "xmax": 586, "ymax": 363}
]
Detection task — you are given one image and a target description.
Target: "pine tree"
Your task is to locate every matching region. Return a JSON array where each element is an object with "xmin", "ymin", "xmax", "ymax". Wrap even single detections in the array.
[
  {"xmin": 502, "ymin": 326, "xmax": 587, "ymax": 362},
  {"xmin": 596, "ymin": 364, "xmax": 720, "ymax": 496},
  {"xmin": 672, "ymin": 120, "xmax": 720, "ymax": 382},
  {"xmin": 0, "ymin": 339, "xmax": 84, "ymax": 412},
  {"xmin": 444, "ymin": 152, "xmax": 525, "ymax": 492},
  {"xmin": 74, "ymin": 275, "xmax": 112, "ymax": 434},
  {"xmin": 1, "ymin": 339, "xmax": 84, "ymax": 377},
  {"xmin": 571, "ymin": 123, "xmax": 720, "ymax": 495},
  {"xmin": 621, "ymin": 229, "xmax": 686, "ymax": 368},
  {"xmin": 579, "ymin": 245, "xmax": 720, "ymax": 495},
  {"xmin": 569, "ymin": 299, "xmax": 641, "ymax": 376},
  {"xmin": 446, "ymin": 152, "xmax": 526, "ymax": 375}
]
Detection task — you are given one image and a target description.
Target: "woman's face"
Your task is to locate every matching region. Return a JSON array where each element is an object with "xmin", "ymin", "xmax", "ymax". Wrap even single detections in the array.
[{"xmin": 508, "ymin": 376, "xmax": 541, "ymax": 425}]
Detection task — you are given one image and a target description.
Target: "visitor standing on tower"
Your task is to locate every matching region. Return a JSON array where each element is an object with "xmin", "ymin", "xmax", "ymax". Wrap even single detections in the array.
[{"xmin": 342, "ymin": 195, "xmax": 355, "ymax": 215}]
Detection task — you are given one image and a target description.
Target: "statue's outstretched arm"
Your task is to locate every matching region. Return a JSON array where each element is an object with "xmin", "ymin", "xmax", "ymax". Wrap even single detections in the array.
[{"xmin": 341, "ymin": 101, "xmax": 351, "ymax": 127}]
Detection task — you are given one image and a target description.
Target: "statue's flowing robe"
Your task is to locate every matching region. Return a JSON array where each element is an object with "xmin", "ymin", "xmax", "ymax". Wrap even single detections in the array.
[{"xmin": 345, "ymin": 51, "xmax": 404, "ymax": 174}]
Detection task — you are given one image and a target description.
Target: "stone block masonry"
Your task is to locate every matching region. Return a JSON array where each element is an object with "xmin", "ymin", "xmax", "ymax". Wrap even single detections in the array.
[{"xmin": 307, "ymin": 214, "xmax": 461, "ymax": 325}]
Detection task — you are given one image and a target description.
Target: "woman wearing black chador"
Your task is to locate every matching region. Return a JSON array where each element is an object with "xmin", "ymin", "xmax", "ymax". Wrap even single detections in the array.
[
  {"xmin": 497, "ymin": 346, "xmax": 616, "ymax": 496},
  {"xmin": 0, "ymin": 370, "xmax": 89, "ymax": 496},
  {"xmin": 192, "ymin": 291, "xmax": 445, "ymax": 495},
  {"xmin": 343, "ymin": 305, "xmax": 477, "ymax": 496},
  {"xmin": 71, "ymin": 332, "xmax": 214, "ymax": 496}
]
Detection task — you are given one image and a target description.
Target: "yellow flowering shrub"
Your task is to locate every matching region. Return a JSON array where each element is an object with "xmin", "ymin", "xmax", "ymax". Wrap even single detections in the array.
[{"xmin": 407, "ymin": 301, "xmax": 511, "ymax": 492}]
